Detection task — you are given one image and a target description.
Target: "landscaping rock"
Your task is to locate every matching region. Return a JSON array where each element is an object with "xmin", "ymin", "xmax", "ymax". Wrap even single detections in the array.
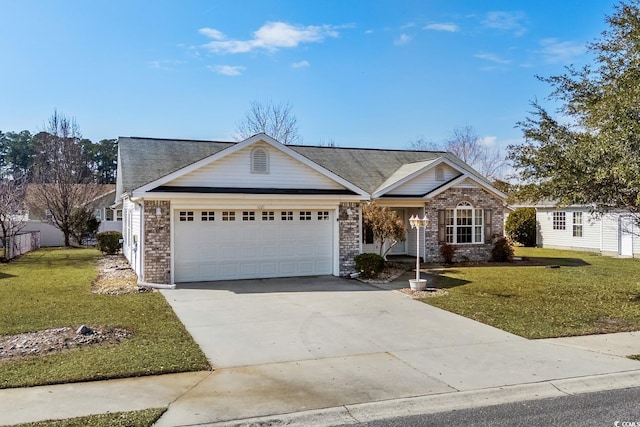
[{"xmin": 76, "ymin": 325, "xmax": 94, "ymax": 335}]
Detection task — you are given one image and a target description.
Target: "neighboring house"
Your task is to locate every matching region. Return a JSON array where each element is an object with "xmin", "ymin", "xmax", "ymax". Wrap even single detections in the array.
[
  {"xmin": 116, "ymin": 134, "xmax": 507, "ymax": 285},
  {"xmin": 22, "ymin": 184, "xmax": 122, "ymax": 246},
  {"xmin": 531, "ymin": 203, "xmax": 640, "ymax": 257}
]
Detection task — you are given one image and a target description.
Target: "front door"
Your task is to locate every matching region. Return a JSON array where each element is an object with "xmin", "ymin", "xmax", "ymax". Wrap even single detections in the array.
[
  {"xmin": 389, "ymin": 209, "xmax": 407, "ymax": 255},
  {"xmin": 619, "ymin": 216, "xmax": 634, "ymax": 257}
]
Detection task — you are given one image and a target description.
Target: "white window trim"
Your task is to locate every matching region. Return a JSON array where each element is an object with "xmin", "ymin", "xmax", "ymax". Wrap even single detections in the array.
[{"xmin": 446, "ymin": 202, "xmax": 484, "ymax": 244}]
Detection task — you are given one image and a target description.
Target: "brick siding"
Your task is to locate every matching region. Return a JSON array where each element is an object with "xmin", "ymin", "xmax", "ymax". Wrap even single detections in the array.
[
  {"xmin": 143, "ymin": 200, "xmax": 171, "ymax": 284},
  {"xmin": 338, "ymin": 202, "xmax": 361, "ymax": 276},
  {"xmin": 423, "ymin": 187, "xmax": 504, "ymax": 262}
]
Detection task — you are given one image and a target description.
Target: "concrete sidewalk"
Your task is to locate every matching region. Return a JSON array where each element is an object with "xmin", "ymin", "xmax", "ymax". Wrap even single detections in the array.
[
  {"xmin": 1, "ymin": 275, "xmax": 639, "ymax": 426},
  {"xmin": 0, "ymin": 338, "xmax": 639, "ymax": 426}
]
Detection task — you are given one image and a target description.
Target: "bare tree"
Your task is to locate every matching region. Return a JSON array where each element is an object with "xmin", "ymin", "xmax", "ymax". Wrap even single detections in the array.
[
  {"xmin": 408, "ymin": 136, "xmax": 439, "ymax": 151},
  {"xmin": 236, "ymin": 100, "xmax": 302, "ymax": 145},
  {"xmin": 362, "ymin": 202, "xmax": 407, "ymax": 260},
  {"xmin": 0, "ymin": 173, "xmax": 27, "ymax": 259},
  {"xmin": 445, "ymin": 126, "xmax": 506, "ymax": 180},
  {"xmin": 31, "ymin": 111, "xmax": 102, "ymax": 246}
]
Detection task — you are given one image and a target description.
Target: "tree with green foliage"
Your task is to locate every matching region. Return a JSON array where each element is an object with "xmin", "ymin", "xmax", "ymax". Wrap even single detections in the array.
[
  {"xmin": 0, "ymin": 130, "xmax": 35, "ymax": 179},
  {"xmin": 362, "ymin": 202, "xmax": 407, "ymax": 260},
  {"xmin": 509, "ymin": 1, "xmax": 640, "ymax": 224},
  {"xmin": 505, "ymin": 207, "xmax": 537, "ymax": 247}
]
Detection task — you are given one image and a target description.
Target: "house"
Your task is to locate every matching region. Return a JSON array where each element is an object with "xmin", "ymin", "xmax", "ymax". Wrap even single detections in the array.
[
  {"xmin": 116, "ymin": 134, "xmax": 507, "ymax": 285},
  {"xmin": 22, "ymin": 184, "xmax": 122, "ymax": 246},
  {"xmin": 530, "ymin": 203, "xmax": 640, "ymax": 257}
]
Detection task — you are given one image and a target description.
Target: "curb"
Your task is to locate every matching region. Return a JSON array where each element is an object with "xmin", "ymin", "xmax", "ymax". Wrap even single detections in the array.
[{"xmin": 202, "ymin": 370, "xmax": 640, "ymax": 427}]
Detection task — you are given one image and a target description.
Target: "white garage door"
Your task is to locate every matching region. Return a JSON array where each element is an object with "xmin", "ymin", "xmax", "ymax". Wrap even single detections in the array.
[{"xmin": 174, "ymin": 209, "xmax": 334, "ymax": 282}]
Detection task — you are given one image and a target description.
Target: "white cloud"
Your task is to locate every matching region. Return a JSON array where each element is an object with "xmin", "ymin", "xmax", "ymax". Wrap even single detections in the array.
[
  {"xmin": 201, "ymin": 21, "xmax": 339, "ymax": 54},
  {"xmin": 538, "ymin": 38, "xmax": 586, "ymax": 64},
  {"xmin": 208, "ymin": 65, "xmax": 245, "ymax": 76},
  {"xmin": 198, "ymin": 27, "xmax": 225, "ymax": 40},
  {"xmin": 292, "ymin": 60, "xmax": 310, "ymax": 68},
  {"xmin": 474, "ymin": 52, "xmax": 511, "ymax": 65},
  {"xmin": 483, "ymin": 11, "xmax": 527, "ymax": 36},
  {"xmin": 479, "ymin": 136, "xmax": 497, "ymax": 147},
  {"xmin": 394, "ymin": 33, "xmax": 412, "ymax": 45},
  {"xmin": 365, "ymin": 29, "xmax": 374, "ymax": 35},
  {"xmin": 424, "ymin": 23, "xmax": 459, "ymax": 32}
]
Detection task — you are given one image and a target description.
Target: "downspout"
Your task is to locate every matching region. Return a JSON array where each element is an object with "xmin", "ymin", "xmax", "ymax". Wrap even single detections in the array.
[
  {"xmin": 138, "ymin": 280, "xmax": 176, "ymax": 289},
  {"xmin": 139, "ymin": 202, "xmax": 144, "ymax": 283}
]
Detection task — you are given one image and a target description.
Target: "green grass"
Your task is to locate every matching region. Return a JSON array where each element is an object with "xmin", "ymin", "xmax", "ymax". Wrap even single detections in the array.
[
  {"xmin": 11, "ymin": 408, "xmax": 166, "ymax": 427},
  {"xmin": 0, "ymin": 248, "xmax": 210, "ymax": 389},
  {"xmin": 424, "ymin": 247, "xmax": 640, "ymax": 339}
]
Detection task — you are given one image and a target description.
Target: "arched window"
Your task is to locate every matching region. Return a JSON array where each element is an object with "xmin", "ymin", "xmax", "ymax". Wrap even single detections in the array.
[
  {"xmin": 251, "ymin": 147, "xmax": 269, "ymax": 174},
  {"xmin": 445, "ymin": 201, "xmax": 484, "ymax": 244}
]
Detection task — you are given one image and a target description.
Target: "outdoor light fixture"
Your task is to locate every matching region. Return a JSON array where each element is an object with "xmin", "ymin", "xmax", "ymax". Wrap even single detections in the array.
[{"xmin": 409, "ymin": 214, "xmax": 429, "ymax": 291}]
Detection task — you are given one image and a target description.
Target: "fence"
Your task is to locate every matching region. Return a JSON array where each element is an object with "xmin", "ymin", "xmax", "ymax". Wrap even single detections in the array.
[{"xmin": 4, "ymin": 231, "xmax": 41, "ymax": 260}]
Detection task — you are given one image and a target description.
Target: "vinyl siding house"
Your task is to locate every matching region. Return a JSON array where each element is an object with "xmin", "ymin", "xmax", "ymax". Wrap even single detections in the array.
[
  {"xmin": 533, "ymin": 204, "xmax": 640, "ymax": 257},
  {"xmin": 116, "ymin": 134, "xmax": 507, "ymax": 285},
  {"xmin": 22, "ymin": 185, "xmax": 122, "ymax": 246}
]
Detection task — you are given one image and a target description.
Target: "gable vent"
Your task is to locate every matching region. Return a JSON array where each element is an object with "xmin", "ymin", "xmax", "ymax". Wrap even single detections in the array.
[{"xmin": 251, "ymin": 147, "xmax": 269, "ymax": 174}]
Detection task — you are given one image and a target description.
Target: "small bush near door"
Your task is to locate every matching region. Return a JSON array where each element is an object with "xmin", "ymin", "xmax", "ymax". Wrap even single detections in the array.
[
  {"xmin": 96, "ymin": 231, "xmax": 123, "ymax": 254},
  {"xmin": 440, "ymin": 243, "xmax": 456, "ymax": 264},
  {"xmin": 354, "ymin": 253, "xmax": 385, "ymax": 278}
]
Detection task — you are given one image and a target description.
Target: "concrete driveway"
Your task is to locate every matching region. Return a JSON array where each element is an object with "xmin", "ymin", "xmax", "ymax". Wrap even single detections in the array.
[{"xmin": 157, "ymin": 275, "xmax": 640, "ymax": 426}]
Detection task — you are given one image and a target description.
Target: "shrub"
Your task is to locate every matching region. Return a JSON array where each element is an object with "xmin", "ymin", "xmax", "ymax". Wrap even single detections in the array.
[
  {"xmin": 96, "ymin": 231, "xmax": 123, "ymax": 255},
  {"xmin": 505, "ymin": 207, "xmax": 537, "ymax": 247},
  {"xmin": 490, "ymin": 237, "xmax": 514, "ymax": 262},
  {"xmin": 354, "ymin": 253, "xmax": 385, "ymax": 278},
  {"xmin": 439, "ymin": 243, "xmax": 456, "ymax": 264}
]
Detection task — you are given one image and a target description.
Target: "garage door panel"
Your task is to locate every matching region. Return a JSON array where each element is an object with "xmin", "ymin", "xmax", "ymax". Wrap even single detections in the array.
[{"xmin": 175, "ymin": 209, "xmax": 334, "ymax": 282}]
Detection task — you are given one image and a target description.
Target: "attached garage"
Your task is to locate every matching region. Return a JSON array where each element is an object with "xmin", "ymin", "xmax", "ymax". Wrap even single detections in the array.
[{"xmin": 173, "ymin": 209, "xmax": 335, "ymax": 282}]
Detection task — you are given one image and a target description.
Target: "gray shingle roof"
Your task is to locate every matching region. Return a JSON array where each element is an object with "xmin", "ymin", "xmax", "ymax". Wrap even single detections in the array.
[{"xmin": 116, "ymin": 136, "xmax": 496, "ymax": 197}]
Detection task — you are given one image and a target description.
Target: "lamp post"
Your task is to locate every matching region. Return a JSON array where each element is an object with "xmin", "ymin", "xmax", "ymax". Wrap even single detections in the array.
[{"xmin": 409, "ymin": 214, "xmax": 429, "ymax": 291}]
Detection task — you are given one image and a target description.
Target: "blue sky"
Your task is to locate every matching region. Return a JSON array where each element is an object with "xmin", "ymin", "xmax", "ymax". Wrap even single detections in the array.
[{"xmin": 0, "ymin": 1, "xmax": 618, "ymax": 153}]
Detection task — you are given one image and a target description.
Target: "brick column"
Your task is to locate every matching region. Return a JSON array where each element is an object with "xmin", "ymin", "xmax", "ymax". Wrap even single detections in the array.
[
  {"xmin": 338, "ymin": 202, "xmax": 361, "ymax": 276},
  {"xmin": 143, "ymin": 200, "xmax": 171, "ymax": 284}
]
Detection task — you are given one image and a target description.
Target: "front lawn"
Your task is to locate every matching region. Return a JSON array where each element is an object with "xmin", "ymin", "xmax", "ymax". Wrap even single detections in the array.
[
  {"xmin": 0, "ymin": 248, "xmax": 210, "ymax": 389},
  {"xmin": 424, "ymin": 248, "xmax": 640, "ymax": 339}
]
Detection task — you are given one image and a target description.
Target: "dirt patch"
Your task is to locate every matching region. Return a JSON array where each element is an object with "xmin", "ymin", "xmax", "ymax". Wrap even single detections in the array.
[
  {"xmin": 93, "ymin": 254, "xmax": 149, "ymax": 295},
  {"xmin": 1, "ymin": 255, "xmax": 142, "ymax": 363},
  {"xmin": 0, "ymin": 326, "xmax": 132, "ymax": 363},
  {"xmin": 398, "ymin": 288, "xmax": 449, "ymax": 299}
]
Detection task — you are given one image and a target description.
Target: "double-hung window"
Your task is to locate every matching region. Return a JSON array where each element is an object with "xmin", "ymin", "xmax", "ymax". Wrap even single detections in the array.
[
  {"xmin": 573, "ymin": 212, "xmax": 583, "ymax": 237},
  {"xmin": 445, "ymin": 202, "xmax": 484, "ymax": 244}
]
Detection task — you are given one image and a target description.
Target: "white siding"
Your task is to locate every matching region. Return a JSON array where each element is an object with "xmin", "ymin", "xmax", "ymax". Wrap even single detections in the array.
[
  {"xmin": 98, "ymin": 221, "xmax": 123, "ymax": 233},
  {"xmin": 536, "ymin": 208, "xmax": 601, "ymax": 251},
  {"xmin": 387, "ymin": 164, "xmax": 459, "ymax": 195},
  {"xmin": 536, "ymin": 208, "xmax": 640, "ymax": 257},
  {"xmin": 169, "ymin": 142, "xmax": 344, "ymax": 190},
  {"xmin": 600, "ymin": 213, "xmax": 620, "ymax": 254},
  {"xmin": 22, "ymin": 221, "xmax": 64, "ymax": 247},
  {"xmin": 122, "ymin": 199, "xmax": 142, "ymax": 276}
]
